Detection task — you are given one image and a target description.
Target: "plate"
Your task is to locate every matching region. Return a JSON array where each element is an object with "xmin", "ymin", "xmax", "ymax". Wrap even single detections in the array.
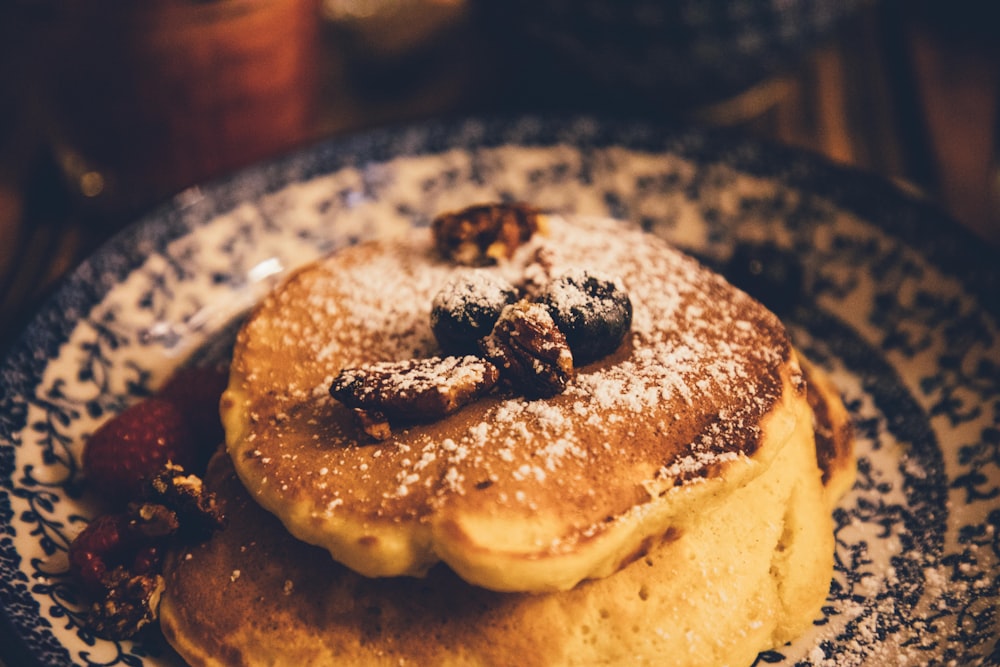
[{"xmin": 1, "ymin": 116, "xmax": 998, "ymax": 666}]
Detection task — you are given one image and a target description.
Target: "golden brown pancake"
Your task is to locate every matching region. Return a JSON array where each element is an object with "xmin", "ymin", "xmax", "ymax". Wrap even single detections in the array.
[
  {"xmin": 799, "ymin": 353, "xmax": 856, "ymax": 504},
  {"xmin": 220, "ymin": 214, "xmax": 810, "ymax": 593},
  {"xmin": 161, "ymin": 358, "xmax": 853, "ymax": 667},
  {"xmin": 163, "ymin": 213, "xmax": 856, "ymax": 665}
]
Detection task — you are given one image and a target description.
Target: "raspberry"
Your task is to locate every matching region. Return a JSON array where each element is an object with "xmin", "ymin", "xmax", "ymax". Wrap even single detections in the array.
[
  {"xmin": 82, "ymin": 398, "xmax": 197, "ymax": 506},
  {"xmin": 67, "ymin": 510, "xmax": 170, "ymax": 639},
  {"xmin": 68, "ymin": 513, "xmax": 136, "ymax": 595},
  {"xmin": 131, "ymin": 543, "xmax": 164, "ymax": 577},
  {"xmin": 82, "ymin": 365, "xmax": 228, "ymax": 506},
  {"xmin": 158, "ymin": 364, "xmax": 228, "ymax": 466}
]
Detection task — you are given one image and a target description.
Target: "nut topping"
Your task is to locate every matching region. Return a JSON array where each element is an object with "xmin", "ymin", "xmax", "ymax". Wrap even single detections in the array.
[
  {"xmin": 87, "ymin": 568, "xmax": 165, "ymax": 639},
  {"xmin": 520, "ymin": 246, "xmax": 558, "ymax": 298},
  {"xmin": 432, "ymin": 202, "xmax": 544, "ymax": 266},
  {"xmin": 480, "ymin": 300, "xmax": 574, "ymax": 398},
  {"xmin": 330, "ymin": 356, "xmax": 500, "ymax": 439},
  {"xmin": 351, "ymin": 408, "xmax": 393, "ymax": 441},
  {"xmin": 327, "ymin": 208, "xmax": 634, "ymax": 437},
  {"xmin": 67, "ymin": 463, "xmax": 225, "ymax": 639},
  {"xmin": 144, "ymin": 462, "xmax": 226, "ymax": 539}
]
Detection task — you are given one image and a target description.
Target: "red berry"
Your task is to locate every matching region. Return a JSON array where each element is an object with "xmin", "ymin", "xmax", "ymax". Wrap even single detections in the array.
[
  {"xmin": 131, "ymin": 544, "xmax": 164, "ymax": 576},
  {"xmin": 68, "ymin": 513, "xmax": 134, "ymax": 594},
  {"xmin": 83, "ymin": 398, "xmax": 197, "ymax": 506},
  {"xmin": 158, "ymin": 365, "xmax": 228, "ymax": 464}
]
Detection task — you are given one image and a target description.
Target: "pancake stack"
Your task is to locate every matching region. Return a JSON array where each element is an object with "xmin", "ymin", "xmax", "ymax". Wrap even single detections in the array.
[{"xmin": 159, "ymin": 210, "xmax": 855, "ymax": 666}]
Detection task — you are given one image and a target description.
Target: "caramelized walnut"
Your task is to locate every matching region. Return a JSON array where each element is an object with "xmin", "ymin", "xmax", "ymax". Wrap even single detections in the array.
[
  {"xmin": 432, "ymin": 202, "xmax": 543, "ymax": 266},
  {"xmin": 128, "ymin": 502, "xmax": 180, "ymax": 539},
  {"xmin": 519, "ymin": 245, "xmax": 558, "ymax": 298},
  {"xmin": 350, "ymin": 408, "xmax": 393, "ymax": 441},
  {"xmin": 143, "ymin": 463, "xmax": 226, "ymax": 539},
  {"xmin": 86, "ymin": 568, "xmax": 165, "ymax": 640},
  {"xmin": 480, "ymin": 300, "xmax": 574, "ymax": 398},
  {"xmin": 330, "ymin": 356, "xmax": 500, "ymax": 439}
]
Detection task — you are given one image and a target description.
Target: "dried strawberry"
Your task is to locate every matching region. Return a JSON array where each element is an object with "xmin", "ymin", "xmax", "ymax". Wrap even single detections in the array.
[
  {"xmin": 158, "ymin": 364, "xmax": 228, "ymax": 461},
  {"xmin": 83, "ymin": 398, "xmax": 197, "ymax": 506}
]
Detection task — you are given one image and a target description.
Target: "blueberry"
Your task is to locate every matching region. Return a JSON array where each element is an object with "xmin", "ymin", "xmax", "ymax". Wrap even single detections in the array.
[
  {"xmin": 724, "ymin": 243, "xmax": 804, "ymax": 315},
  {"xmin": 431, "ymin": 273, "xmax": 519, "ymax": 354},
  {"xmin": 536, "ymin": 270, "xmax": 632, "ymax": 365}
]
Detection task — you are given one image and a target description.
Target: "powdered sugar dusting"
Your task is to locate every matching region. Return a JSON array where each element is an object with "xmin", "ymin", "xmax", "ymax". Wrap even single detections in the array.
[{"xmin": 232, "ymin": 212, "xmax": 792, "ymax": 549}]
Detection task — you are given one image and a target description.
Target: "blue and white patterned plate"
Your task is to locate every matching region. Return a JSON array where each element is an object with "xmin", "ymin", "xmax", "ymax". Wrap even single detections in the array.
[{"xmin": 1, "ymin": 116, "xmax": 998, "ymax": 666}]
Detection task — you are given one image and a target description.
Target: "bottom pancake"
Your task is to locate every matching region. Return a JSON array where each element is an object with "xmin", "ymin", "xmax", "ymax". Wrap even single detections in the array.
[{"xmin": 160, "ymin": 362, "xmax": 854, "ymax": 667}]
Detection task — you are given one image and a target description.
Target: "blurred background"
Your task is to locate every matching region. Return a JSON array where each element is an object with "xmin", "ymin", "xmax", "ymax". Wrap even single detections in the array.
[{"xmin": 1, "ymin": 0, "xmax": 998, "ymax": 351}]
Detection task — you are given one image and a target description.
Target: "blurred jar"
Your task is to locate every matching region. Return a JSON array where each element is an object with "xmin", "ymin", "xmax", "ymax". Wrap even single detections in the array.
[{"xmin": 37, "ymin": 0, "xmax": 322, "ymax": 220}]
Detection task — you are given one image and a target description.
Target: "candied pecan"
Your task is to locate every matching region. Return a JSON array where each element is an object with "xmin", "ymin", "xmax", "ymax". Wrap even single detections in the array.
[
  {"xmin": 128, "ymin": 502, "xmax": 180, "ymax": 539},
  {"xmin": 352, "ymin": 408, "xmax": 392, "ymax": 441},
  {"xmin": 519, "ymin": 245, "xmax": 558, "ymax": 298},
  {"xmin": 480, "ymin": 300, "xmax": 574, "ymax": 398},
  {"xmin": 87, "ymin": 567, "xmax": 165, "ymax": 640},
  {"xmin": 432, "ymin": 202, "xmax": 544, "ymax": 266},
  {"xmin": 330, "ymin": 356, "xmax": 500, "ymax": 438},
  {"xmin": 143, "ymin": 462, "xmax": 225, "ymax": 539}
]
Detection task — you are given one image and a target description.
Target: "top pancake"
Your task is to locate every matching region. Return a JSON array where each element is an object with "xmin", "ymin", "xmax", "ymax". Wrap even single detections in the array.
[{"xmin": 221, "ymin": 214, "xmax": 804, "ymax": 592}]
